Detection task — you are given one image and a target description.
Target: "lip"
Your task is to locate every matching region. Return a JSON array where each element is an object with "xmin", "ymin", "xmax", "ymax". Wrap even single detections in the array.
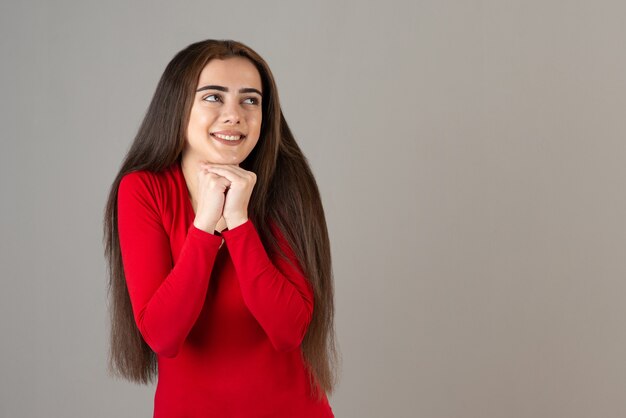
[
  {"xmin": 210, "ymin": 133, "xmax": 245, "ymax": 146},
  {"xmin": 211, "ymin": 130, "xmax": 245, "ymax": 136}
]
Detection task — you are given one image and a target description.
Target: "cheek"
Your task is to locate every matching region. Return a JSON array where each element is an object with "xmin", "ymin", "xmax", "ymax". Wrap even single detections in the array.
[
  {"xmin": 196, "ymin": 112, "xmax": 213, "ymax": 126},
  {"xmin": 187, "ymin": 117, "xmax": 211, "ymax": 143},
  {"xmin": 187, "ymin": 111, "xmax": 201, "ymax": 131},
  {"xmin": 250, "ymin": 113, "xmax": 262, "ymax": 132},
  {"xmin": 189, "ymin": 107, "xmax": 215, "ymax": 128}
]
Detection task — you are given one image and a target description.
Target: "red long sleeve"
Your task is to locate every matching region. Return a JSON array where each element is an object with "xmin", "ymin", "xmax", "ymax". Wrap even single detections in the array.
[
  {"xmin": 115, "ymin": 161, "xmax": 334, "ymax": 418},
  {"xmin": 221, "ymin": 219, "xmax": 314, "ymax": 352},
  {"xmin": 117, "ymin": 172, "xmax": 223, "ymax": 357}
]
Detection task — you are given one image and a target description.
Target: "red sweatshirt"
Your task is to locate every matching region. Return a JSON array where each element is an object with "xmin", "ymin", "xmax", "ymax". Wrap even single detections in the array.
[{"xmin": 117, "ymin": 159, "xmax": 334, "ymax": 418}]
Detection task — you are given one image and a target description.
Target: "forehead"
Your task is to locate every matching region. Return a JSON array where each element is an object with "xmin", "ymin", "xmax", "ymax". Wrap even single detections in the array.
[{"xmin": 196, "ymin": 57, "xmax": 262, "ymax": 91}]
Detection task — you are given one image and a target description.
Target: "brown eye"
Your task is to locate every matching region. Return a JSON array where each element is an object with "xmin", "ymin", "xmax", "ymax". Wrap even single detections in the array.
[
  {"xmin": 244, "ymin": 97, "xmax": 260, "ymax": 105},
  {"xmin": 203, "ymin": 94, "xmax": 221, "ymax": 102}
]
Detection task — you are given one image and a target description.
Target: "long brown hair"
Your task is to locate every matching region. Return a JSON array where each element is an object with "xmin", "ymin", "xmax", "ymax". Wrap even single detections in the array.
[{"xmin": 102, "ymin": 39, "xmax": 340, "ymax": 400}]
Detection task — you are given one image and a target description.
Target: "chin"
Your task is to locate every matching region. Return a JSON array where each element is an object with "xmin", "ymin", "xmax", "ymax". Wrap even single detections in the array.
[{"xmin": 206, "ymin": 154, "xmax": 246, "ymax": 165}]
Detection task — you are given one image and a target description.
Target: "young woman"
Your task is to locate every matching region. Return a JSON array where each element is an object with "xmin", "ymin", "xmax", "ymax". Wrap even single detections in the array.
[{"xmin": 102, "ymin": 39, "xmax": 339, "ymax": 417}]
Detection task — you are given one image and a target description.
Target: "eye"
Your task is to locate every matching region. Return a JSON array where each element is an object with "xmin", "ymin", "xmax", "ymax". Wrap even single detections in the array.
[
  {"xmin": 203, "ymin": 94, "xmax": 221, "ymax": 103},
  {"xmin": 243, "ymin": 97, "xmax": 260, "ymax": 105}
]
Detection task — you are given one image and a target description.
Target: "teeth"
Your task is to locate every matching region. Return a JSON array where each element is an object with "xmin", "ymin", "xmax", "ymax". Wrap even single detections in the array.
[{"xmin": 213, "ymin": 133, "xmax": 242, "ymax": 141}]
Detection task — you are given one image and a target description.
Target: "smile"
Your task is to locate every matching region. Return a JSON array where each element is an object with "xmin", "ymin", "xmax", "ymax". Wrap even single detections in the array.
[
  {"xmin": 210, "ymin": 133, "xmax": 246, "ymax": 145},
  {"xmin": 212, "ymin": 133, "xmax": 244, "ymax": 141}
]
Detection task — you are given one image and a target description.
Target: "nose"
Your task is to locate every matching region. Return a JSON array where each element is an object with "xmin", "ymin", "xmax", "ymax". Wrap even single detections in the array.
[{"xmin": 221, "ymin": 99, "xmax": 242, "ymax": 124}]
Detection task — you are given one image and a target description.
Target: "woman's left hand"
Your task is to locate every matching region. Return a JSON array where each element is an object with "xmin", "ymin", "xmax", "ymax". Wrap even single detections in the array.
[{"xmin": 199, "ymin": 163, "xmax": 257, "ymax": 229}]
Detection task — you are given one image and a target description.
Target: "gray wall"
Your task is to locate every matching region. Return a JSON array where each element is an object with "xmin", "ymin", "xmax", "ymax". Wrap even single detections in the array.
[{"xmin": 2, "ymin": 1, "xmax": 626, "ymax": 417}]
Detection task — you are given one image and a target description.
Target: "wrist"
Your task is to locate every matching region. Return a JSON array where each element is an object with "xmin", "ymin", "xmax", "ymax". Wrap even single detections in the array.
[
  {"xmin": 193, "ymin": 219, "xmax": 217, "ymax": 234},
  {"xmin": 225, "ymin": 217, "xmax": 248, "ymax": 230}
]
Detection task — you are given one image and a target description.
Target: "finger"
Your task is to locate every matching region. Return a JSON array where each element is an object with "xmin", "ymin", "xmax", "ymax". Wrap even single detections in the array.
[
  {"xmin": 198, "ymin": 171, "xmax": 232, "ymax": 188},
  {"xmin": 201, "ymin": 165, "xmax": 244, "ymax": 183},
  {"xmin": 203, "ymin": 164, "xmax": 256, "ymax": 184},
  {"xmin": 201, "ymin": 163, "xmax": 250, "ymax": 176},
  {"xmin": 199, "ymin": 170, "xmax": 229, "ymax": 182}
]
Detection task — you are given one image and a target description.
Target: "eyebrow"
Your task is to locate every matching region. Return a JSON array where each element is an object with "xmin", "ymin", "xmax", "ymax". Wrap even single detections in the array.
[{"xmin": 195, "ymin": 84, "xmax": 263, "ymax": 96}]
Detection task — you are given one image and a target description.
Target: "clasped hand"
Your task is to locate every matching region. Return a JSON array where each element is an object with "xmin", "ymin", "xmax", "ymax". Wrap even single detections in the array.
[{"xmin": 194, "ymin": 162, "xmax": 257, "ymax": 232}]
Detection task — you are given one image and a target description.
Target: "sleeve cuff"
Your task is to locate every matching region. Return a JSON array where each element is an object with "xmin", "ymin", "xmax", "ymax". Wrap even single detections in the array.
[
  {"xmin": 220, "ymin": 218, "xmax": 254, "ymax": 240},
  {"xmin": 187, "ymin": 223, "xmax": 225, "ymax": 247}
]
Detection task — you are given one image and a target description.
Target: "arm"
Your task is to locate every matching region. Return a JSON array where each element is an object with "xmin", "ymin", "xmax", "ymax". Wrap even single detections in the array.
[
  {"xmin": 221, "ymin": 219, "xmax": 314, "ymax": 352},
  {"xmin": 117, "ymin": 172, "xmax": 223, "ymax": 358}
]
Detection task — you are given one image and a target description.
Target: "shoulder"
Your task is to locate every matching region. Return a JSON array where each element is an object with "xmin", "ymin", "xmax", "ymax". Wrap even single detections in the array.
[
  {"xmin": 118, "ymin": 165, "xmax": 177, "ymax": 211},
  {"xmin": 119, "ymin": 169, "xmax": 151, "ymax": 190},
  {"xmin": 119, "ymin": 164, "xmax": 177, "ymax": 195},
  {"xmin": 118, "ymin": 170, "xmax": 157, "ymax": 202}
]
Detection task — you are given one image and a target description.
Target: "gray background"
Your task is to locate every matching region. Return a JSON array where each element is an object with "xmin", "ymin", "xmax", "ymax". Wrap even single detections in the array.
[{"xmin": 1, "ymin": 1, "xmax": 625, "ymax": 417}]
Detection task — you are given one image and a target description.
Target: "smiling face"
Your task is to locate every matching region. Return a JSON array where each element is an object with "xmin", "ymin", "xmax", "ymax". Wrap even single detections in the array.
[{"xmin": 183, "ymin": 57, "xmax": 263, "ymax": 166}]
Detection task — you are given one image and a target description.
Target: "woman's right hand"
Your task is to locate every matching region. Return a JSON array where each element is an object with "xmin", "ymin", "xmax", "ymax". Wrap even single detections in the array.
[{"xmin": 192, "ymin": 166, "xmax": 231, "ymax": 234}]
